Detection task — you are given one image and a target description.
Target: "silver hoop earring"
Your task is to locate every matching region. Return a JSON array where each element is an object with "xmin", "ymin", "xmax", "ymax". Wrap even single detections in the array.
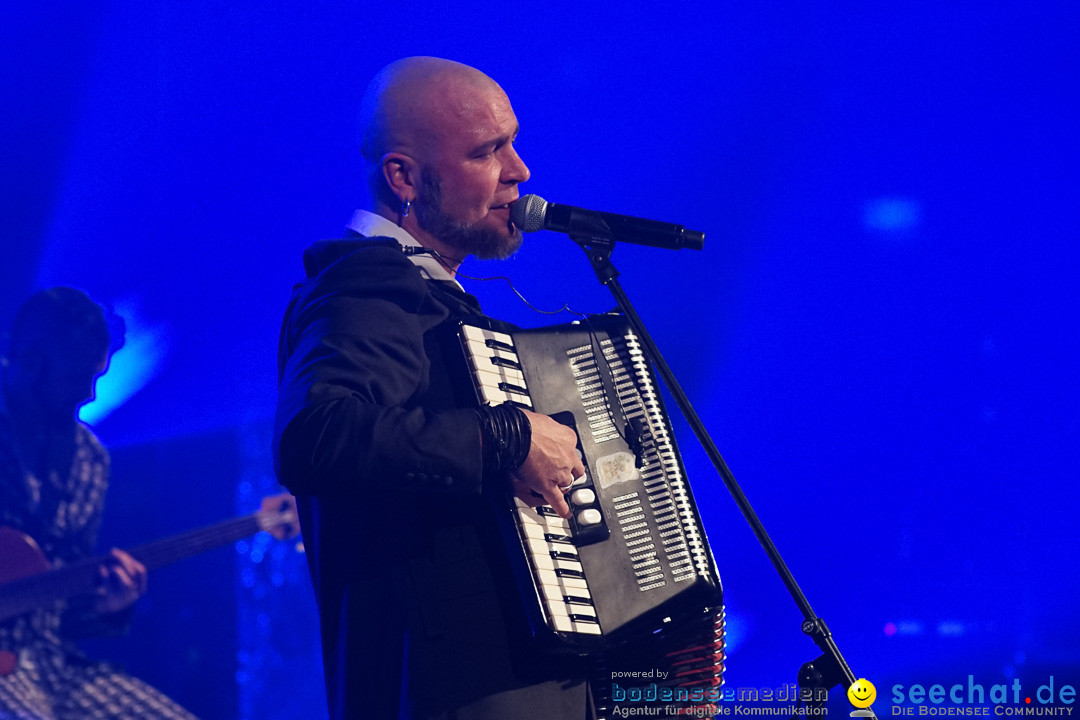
[{"xmin": 401, "ymin": 199, "xmax": 411, "ymax": 218}]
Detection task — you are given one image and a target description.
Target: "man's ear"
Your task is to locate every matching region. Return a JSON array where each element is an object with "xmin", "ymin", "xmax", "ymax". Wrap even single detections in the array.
[{"xmin": 381, "ymin": 152, "xmax": 418, "ymax": 204}]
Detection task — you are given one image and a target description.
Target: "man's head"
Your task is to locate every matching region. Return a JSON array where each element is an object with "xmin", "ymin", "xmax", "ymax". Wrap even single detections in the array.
[
  {"xmin": 359, "ymin": 57, "xmax": 530, "ymax": 266},
  {"xmin": 4, "ymin": 287, "xmax": 121, "ymax": 420}
]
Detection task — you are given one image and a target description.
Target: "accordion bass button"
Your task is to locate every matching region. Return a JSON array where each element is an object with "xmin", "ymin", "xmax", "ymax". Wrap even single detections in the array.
[
  {"xmin": 576, "ymin": 508, "xmax": 602, "ymax": 526},
  {"xmin": 570, "ymin": 488, "xmax": 596, "ymax": 506}
]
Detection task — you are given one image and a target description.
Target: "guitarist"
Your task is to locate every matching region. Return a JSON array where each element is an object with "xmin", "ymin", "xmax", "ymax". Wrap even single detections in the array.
[{"xmin": 0, "ymin": 287, "xmax": 196, "ymax": 719}]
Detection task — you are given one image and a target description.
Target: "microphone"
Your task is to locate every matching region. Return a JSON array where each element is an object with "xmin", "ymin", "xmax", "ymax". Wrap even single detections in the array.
[{"xmin": 510, "ymin": 194, "xmax": 704, "ymax": 250}]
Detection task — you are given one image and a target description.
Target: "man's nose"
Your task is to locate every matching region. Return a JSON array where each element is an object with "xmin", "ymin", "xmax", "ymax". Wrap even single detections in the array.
[{"xmin": 504, "ymin": 146, "xmax": 530, "ymax": 184}]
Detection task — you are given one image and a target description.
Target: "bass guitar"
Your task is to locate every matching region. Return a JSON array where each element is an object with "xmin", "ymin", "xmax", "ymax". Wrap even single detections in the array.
[{"xmin": 0, "ymin": 494, "xmax": 299, "ymax": 627}]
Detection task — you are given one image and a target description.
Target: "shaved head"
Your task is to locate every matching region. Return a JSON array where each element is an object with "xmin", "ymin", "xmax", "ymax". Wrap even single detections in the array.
[
  {"xmin": 356, "ymin": 57, "xmax": 530, "ymax": 269},
  {"xmin": 360, "ymin": 57, "xmax": 505, "ymax": 166}
]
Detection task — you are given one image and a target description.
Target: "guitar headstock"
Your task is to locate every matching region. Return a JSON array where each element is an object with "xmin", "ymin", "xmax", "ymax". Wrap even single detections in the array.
[{"xmin": 257, "ymin": 494, "xmax": 300, "ymax": 541}]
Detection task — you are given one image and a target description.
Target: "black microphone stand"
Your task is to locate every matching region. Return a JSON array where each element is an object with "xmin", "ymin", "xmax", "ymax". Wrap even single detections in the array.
[{"xmin": 568, "ymin": 231, "xmax": 877, "ymax": 720}]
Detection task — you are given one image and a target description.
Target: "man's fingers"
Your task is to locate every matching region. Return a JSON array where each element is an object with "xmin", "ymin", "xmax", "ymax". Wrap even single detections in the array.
[
  {"xmin": 101, "ymin": 565, "xmax": 135, "ymax": 592},
  {"xmin": 104, "ymin": 549, "xmax": 148, "ymax": 595},
  {"xmin": 544, "ymin": 488, "xmax": 571, "ymax": 519}
]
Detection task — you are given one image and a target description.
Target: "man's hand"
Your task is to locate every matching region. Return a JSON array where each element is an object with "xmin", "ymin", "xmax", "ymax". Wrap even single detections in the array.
[
  {"xmin": 95, "ymin": 548, "xmax": 148, "ymax": 615},
  {"xmin": 511, "ymin": 410, "xmax": 586, "ymax": 519}
]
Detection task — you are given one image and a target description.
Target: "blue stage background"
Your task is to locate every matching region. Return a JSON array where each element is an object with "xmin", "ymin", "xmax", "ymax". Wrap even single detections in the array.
[{"xmin": 3, "ymin": 3, "xmax": 1077, "ymax": 718}]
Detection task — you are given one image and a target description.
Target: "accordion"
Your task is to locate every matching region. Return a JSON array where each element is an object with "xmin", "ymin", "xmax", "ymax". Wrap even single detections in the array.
[{"xmin": 454, "ymin": 314, "xmax": 726, "ymax": 715}]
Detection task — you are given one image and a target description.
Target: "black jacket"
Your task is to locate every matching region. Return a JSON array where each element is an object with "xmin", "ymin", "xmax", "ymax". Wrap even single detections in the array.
[{"xmin": 274, "ymin": 238, "xmax": 587, "ymax": 719}]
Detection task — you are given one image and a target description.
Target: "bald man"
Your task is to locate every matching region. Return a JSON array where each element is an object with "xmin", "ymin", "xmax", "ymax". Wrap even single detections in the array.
[{"xmin": 274, "ymin": 58, "xmax": 591, "ymax": 719}]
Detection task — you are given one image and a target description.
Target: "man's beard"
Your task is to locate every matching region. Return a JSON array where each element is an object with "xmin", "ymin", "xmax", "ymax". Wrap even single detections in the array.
[{"xmin": 414, "ymin": 168, "xmax": 523, "ymax": 260}]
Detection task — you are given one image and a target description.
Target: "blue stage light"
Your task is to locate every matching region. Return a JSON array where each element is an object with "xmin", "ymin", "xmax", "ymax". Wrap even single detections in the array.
[
  {"xmin": 79, "ymin": 303, "xmax": 167, "ymax": 425},
  {"xmin": 864, "ymin": 198, "xmax": 921, "ymax": 232}
]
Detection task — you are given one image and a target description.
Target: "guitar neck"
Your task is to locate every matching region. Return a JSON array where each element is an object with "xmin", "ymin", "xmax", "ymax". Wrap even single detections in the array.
[{"xmin": 126, "ymin": 513, "xmax": 262, "ymax": 571}]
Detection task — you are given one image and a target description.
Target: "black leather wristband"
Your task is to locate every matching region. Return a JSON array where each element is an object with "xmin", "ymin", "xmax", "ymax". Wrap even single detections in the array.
[{"xmin": 474, "ymin": 403, "xmax": 532, "ymax": 472}]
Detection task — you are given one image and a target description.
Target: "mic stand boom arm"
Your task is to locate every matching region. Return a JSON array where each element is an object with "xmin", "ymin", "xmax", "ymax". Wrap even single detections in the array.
[{"xmin": 570, "ymin": 233, "xmax": 876, "ymax": 720}]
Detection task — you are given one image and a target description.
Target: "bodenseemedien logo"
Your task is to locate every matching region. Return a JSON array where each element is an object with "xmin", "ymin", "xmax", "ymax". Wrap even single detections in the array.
[{"xmin": 610, "ymin": 681, "xmax": 831, "ymax": 716}]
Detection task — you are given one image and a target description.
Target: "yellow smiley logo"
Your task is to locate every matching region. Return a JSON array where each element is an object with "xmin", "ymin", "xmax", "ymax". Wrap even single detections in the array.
[{"xmin": 848, "ymin": 678, "xmax": 876, "ymax": 709}]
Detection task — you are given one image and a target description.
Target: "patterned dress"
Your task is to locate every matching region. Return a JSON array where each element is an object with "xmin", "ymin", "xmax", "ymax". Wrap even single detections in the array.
[{"xmin": 0, "ymin": 393, "xmax": 197, "ymax": 720}]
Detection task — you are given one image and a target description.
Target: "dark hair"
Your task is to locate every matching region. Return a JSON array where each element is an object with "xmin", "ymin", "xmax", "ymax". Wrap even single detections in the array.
[{"xmin": 9, "ymin": 286, "xmax": 125, "ymax": 362}]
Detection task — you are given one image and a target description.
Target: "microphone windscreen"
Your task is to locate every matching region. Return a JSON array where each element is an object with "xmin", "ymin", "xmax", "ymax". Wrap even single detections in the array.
[{"xmin": 510, "ymin": 194, "xmax": 548, "ymax": 233}]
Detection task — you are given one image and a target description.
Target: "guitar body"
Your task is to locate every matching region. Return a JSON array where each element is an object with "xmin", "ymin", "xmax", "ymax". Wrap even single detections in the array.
[
  {"xmin": 0, "ymin": 527, "xmax": 53, "ymax": 586},
  {"xmin": 0, "ymin": 527, "xmax": 55, "ymax": 676},
  {"xmin": 0, "ymin": 525, "xmax": 98, "ymax": 639}
]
